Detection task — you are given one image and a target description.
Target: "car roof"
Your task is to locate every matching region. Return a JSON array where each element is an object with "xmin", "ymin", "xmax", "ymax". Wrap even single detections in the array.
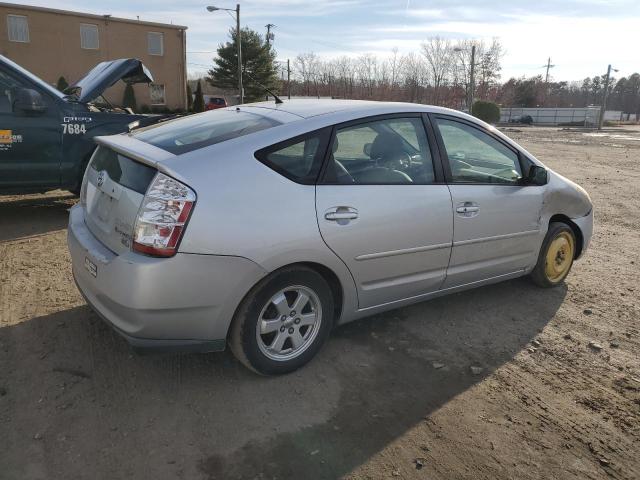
[{"xmin": 242, "ymin": 99, "xmax": 458, "ymax": 120}]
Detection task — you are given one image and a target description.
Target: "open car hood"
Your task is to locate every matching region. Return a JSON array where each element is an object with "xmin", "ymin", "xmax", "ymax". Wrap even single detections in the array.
[{"xmin": 65, "ymin": 58, "xmax": 153, "ymax": 103}]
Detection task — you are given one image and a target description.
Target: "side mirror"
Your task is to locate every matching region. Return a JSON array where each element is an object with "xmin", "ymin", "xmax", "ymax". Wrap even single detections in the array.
[
  {"xmin": 363, "ymin": 142, "xmax": 372, "ymax": 157},
  {"xmin": 13, "ymin": 88, "xmax": 47, "ymax": 115},
  {"xmin": 526, "ymin": 164, "xmax": 548, "ymax": 186}
]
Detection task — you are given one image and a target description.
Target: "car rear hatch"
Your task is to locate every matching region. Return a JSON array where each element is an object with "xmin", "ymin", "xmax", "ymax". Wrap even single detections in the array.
[{"xmin": 82, "ymin": 136, "xmax": 174, "ymax": 255}]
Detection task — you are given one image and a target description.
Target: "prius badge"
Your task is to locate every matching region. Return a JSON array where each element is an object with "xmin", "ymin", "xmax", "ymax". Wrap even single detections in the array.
[{"xmin": 97, "ymin": 171, "xmax": 105, "ymax": 187}]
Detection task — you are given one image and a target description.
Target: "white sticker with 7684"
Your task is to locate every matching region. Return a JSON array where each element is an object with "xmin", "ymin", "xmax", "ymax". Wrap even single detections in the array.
[{"xmin": 62, "ymin": 123, "xmax": 87, "ymax": 135}]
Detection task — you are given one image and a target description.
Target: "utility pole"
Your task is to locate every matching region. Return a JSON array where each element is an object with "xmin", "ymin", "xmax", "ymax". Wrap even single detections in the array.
[
  {"xmin": 544, "ymin": 57, "xmax": 555, "ymax": 84},
  {"xmin": 542, "ymin": 57, "xmax": 555, "ymax": 107},
  {"xmin": 265, "ymin": 23, "xmax": 275, "ymax": 47},
  {"xmin": 599, "ymin": 64, "xmax": 617, "ymax": 130},
  {"xmin": 469, "ymin": 44, "xmax": 476, "ymax": 111},
  {"xmin": 287, "ymin": 59, "xmax": 291, "ymax": 99},
  {"xmin": 206, "ymin": 4, "xmax": 242, "ymax": 103},
  {"xmin": 236, "ymin": 3, "xmax": 243, "ymax": 104}
]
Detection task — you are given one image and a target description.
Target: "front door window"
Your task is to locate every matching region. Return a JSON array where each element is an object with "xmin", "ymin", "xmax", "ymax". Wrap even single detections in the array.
[{"xmin": 435, "ymin": 118, "xmax": 522, "ymax": 184}]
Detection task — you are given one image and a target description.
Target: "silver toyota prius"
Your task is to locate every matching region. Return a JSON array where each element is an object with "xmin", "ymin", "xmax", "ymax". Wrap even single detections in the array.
[{"xmin": 67, "ymin": 100, "xmax": 593, "ymax": 374}]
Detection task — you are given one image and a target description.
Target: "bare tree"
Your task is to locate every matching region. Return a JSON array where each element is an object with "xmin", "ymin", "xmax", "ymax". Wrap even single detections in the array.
[
  {"xmin": 358, "ymin": 53, "xmax": 378, "ymax": 97},
  {"xmin": 421, "ymin": 36, "xmax": 454, "ymax": 104},
  {"xmin": 389, "ymin": 47, "xmax": 403, "ymax": 88},
  {"xmin": 453, "ymin": 38, "xmax": 505, "ymax": 104},
  {"xmin": 294, "ymin": 52, "xmax": 320, "ymax": 96},
  {"xmin": 402, "ymin": 52, "xmax": 426, "ymax": 103},
  {"xmin": 476, "ymin": 38, "xmax": 505, "ymax": 100}
]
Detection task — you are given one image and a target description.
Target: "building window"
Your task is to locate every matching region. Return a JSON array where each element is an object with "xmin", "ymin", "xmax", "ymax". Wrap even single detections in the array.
[
  {"xmin": 7, "ymin": 15, "xmax": 29, "ymax": 43},
  {"xmin": 147, "ymin": 32, "xmax": 164, "ymax": 56},
  {"xmin": 80, "ymin": 24, "xmax": 99, "ymax": 49},
  {"xmin": 150, "ymin": 84, "xmax": 165, "ymax": 105}
]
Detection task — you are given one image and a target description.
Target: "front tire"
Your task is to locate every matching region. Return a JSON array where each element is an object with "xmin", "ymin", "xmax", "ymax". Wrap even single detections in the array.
[
  {"xmin": 530, "ymin": 222, "xmax": 576, "ymax": 288},
  {"xmin": 229, "ymin": 266, "xmax": 334, "ymax": 375}
]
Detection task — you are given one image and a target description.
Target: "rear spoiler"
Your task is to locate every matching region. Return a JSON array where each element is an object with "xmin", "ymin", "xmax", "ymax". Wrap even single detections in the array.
[
  {"xmin": 127, "ymin": 113, "xmax": 192, "ymax": 132},
  {"xmin": 93, "ymin": 134, "xmax": 175, "ymax": 169}
]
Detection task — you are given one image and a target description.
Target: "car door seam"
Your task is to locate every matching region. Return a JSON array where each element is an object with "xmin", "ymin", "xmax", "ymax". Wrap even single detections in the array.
[{"xmin": 313, "ymin": 184, "xmax": 361, "ymax": 307}]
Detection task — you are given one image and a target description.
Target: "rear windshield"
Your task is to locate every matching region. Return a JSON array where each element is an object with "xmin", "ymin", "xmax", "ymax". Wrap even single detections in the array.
[
  {"xmin": 90, "ymin": 146, "xmax": 156, "ymax": 194},
  {"xmin": 133, "ymin": 109, "xmax": 280, "ymax": 154}
]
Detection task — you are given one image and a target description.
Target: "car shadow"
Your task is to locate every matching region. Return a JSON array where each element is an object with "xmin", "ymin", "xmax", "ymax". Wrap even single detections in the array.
[
  {"xmin": 0, "ymin": 193, "xmax": 76, "ymax": 242},
  {"xmin": 0, "ymin": 278, "xmax": 566, "ymax": 479}
]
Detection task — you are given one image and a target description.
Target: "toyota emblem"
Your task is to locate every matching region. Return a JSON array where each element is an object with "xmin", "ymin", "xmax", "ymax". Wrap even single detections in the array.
[{"xmin": 97, "ymin": 171, "xmax": 105, "ymax": 187}]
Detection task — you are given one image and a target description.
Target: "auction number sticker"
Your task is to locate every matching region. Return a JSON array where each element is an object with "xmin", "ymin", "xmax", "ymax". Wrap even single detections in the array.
[{"xmin": 62, "ymin": 123, "xmax": 87, "ymax": 135}]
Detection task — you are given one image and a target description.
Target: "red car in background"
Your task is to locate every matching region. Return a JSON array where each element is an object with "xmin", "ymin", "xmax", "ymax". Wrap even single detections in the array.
[{"xmin": 206, "ymin": 97, "xmax": 227, "ymax": 110}]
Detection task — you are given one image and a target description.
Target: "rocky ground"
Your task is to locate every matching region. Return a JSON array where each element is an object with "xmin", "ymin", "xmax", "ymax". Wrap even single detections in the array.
[{"xmin": 0, "ymin": 126, "xmax": 638, "ymax": 479}]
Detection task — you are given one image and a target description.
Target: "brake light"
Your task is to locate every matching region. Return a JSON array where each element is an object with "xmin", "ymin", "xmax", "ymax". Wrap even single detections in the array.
[
  {"xmin": 79, "ymin": 171, "xmax": 88, "ymax": 206},
  {"xmin": 132, "ymin": 173, "xmax": 196, "ymax": 257}
]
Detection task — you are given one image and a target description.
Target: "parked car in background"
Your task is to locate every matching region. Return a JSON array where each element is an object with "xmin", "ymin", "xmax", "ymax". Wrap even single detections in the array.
[
  {"xmin": 205, "ymin": 96, "xmax": 227, "ymax": 110},
  {"xmin": 509, "ymin": 114, "xmax": 534, "ymax": 125},
  {"xmin": 68, "ymin": 100, "xmax": 593, "ymax": 375},
  {"xmin": 0, "ymin": 55, "xmax": 161, "ymax": 195}
]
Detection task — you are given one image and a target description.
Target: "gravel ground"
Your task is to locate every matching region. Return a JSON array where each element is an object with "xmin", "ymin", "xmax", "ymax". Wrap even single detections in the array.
[{"xmin": 0, "ymin": 126, "xmax": 638, "ymax": 480}]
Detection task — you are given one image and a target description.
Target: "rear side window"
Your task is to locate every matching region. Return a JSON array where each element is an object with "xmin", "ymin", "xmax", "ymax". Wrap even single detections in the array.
[
  {"xmin": 134, "ymin": 109, "xmax": 281, "ymax": 154},
  {"xmin": 90, "ymin": 146, "xmax": 156, "ymax": 194},
  {"xmin": 255, "ymin": 128, "xmax": 331, "ymax": 184}
]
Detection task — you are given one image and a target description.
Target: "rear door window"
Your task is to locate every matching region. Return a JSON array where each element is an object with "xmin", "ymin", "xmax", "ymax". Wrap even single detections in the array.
[
  {"xmin": 134, "ymin": 109, "xmax": 280, "ymax": 154},
  {"xmin": 255, "ymin": 128, "xmax": 331, "ymax": 184},
  {"xmin": 326, "ymin": 117, "xmax": 436, "ymax": 184}
]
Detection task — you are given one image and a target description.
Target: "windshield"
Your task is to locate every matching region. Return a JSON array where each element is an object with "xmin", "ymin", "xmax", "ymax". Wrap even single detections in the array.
[
  {"xmin": 133, "ymin": 109, "xmax": 281, "ymax": 155},
  {"xmin": 0, "ymin": 54, "xmax": 64, "ymax": 100}
]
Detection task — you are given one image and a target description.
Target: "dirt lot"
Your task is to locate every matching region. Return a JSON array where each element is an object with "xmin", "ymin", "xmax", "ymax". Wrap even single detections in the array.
[{"xmin": 1, "ymin": 127, "xmax": 639, "ymax": 480}]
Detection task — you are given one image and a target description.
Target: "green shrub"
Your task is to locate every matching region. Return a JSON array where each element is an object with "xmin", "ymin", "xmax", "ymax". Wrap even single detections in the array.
[
  {"xmin": 122, "ymin": 84, "xmax": 137, "ymax": 112},
  {"xmin": 56, "ymin": 76, "xmax": 69, "ymax": 92},
  {"xmin": 186, "ymin": 83, "xmax": 193, "ymax": 112},
  {"xmin": 472, "ymin": 101, "xmax": 500, "ymax": 124},
  {"xmin": 193, "ymin": 80, "xmax": 205, "ymax": 113}
]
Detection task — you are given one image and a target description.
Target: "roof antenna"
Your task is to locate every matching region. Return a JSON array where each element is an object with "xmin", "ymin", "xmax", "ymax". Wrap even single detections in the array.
[{"xmin": 243, "ymin": 71, "xmax": 283, "ymax": 104}]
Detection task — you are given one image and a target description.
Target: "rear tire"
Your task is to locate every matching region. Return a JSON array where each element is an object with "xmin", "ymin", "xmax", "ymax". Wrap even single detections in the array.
[
  {"xmin": 229, "ymin": 266, "xmax": 334, "ymax": 375},
  {"xmin": 530, "ymin": 222, "xmax": 576, "ymax": 288}
]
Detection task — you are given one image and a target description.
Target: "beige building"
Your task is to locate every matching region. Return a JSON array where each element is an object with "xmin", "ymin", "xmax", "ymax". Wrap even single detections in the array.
[{"xmin": 0, "ymin": 2, "xmax": 187, "ymax": 110}]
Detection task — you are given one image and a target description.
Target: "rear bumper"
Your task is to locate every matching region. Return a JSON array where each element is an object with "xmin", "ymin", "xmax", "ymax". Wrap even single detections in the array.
[{"xmin": 67, "ymin": 204, "xmax": 267, "ymax": 352}]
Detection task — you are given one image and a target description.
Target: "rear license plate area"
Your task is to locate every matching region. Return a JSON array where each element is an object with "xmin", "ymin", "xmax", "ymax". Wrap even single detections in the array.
[{"xmin": 84, "ymin": 257, "xmax": 97, "ymax": 277}]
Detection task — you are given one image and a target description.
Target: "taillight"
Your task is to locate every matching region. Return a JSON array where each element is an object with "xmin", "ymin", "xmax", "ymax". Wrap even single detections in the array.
[
  {"xmin": 132, "ymin": 173, "xmax": 196, "ymax": 257},
  {"xmin": 79, "ymin": 171, "xmax": 88, "ymax": 206}
]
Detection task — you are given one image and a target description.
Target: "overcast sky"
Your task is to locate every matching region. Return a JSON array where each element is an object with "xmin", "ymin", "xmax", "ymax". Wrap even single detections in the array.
[{"xmin": 17, "ymin": 0, "xmax": 640, "ymax": 82}]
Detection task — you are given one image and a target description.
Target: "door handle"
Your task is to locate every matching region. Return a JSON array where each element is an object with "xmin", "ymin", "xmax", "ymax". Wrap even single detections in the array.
[
  {"xmin": 455, "ymin": 202, "xmax": 480, "ymax": 217},
  {"xmin": 325, "ymin": 207, "xmax": 358, "ymax": 221},
  {"xmin": 456, "ymin": 206, "xmax": 479, "ymax": 213}
]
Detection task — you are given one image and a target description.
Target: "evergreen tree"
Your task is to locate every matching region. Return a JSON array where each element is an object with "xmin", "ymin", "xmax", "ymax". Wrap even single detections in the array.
[
  {"xmin": 56, "ymin": 76, "xmax": 69, "ymax": 92},
  {"xmin": 193, "ymin": 80, "xmax": 205, "ymax": 112},
  {"xmin": 186, "ymin": 83, "xmax": 194, "ymax": 111},
  {"xmin": 122, "ymin": 84, "xmax": 137, "ymax": 111},
  {"xmin": 208, "ymin": 27, "xmax": 279, "ymax": 102}
]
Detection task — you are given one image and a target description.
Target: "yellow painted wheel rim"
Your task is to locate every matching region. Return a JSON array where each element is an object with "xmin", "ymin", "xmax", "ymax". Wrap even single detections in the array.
[{"xmin": 545, "ymin": 232, "xmax": 575, "ymax": 283}]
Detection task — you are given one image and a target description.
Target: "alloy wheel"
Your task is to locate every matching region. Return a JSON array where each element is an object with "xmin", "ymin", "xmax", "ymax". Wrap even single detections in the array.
[{"xmin": 256, "ymin": 285, "xmax": 323, "ymax": 361}]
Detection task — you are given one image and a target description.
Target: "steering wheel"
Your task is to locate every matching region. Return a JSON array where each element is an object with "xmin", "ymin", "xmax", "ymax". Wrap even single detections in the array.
[{"xmin": 378, "ymin": 152, "xmax": 413, "ymax": 171}]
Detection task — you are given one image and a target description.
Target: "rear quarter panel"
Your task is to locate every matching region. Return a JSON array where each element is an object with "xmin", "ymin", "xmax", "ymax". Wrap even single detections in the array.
[{"xmin": 163, "ymin": 127, "xmax": 359, "ymax": 323}]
